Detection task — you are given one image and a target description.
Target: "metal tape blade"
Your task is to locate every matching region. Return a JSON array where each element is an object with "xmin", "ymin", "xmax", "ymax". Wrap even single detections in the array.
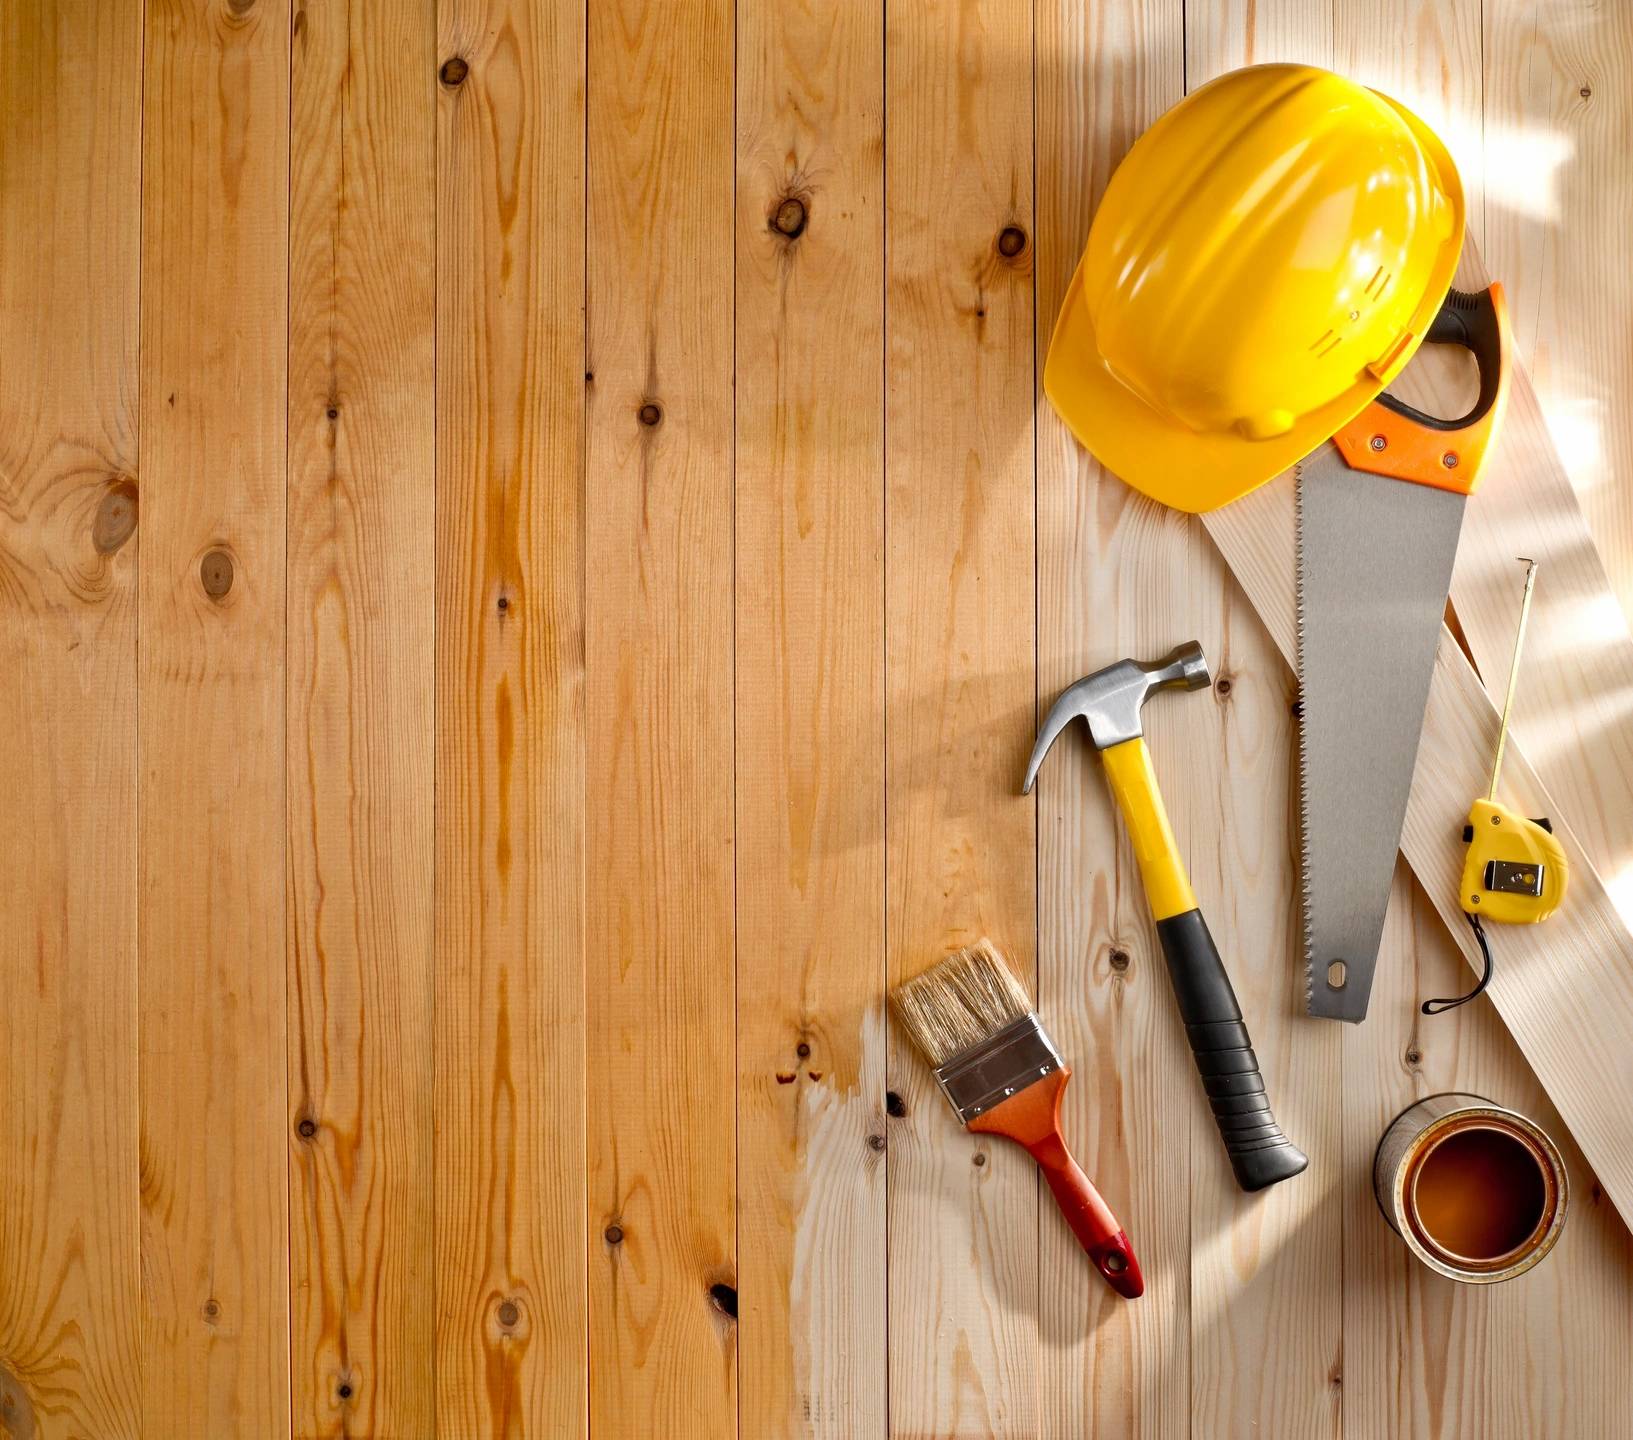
[{"xmin": 1297, "ymin": 444, "xmax": 1467, "ymax": 1021}]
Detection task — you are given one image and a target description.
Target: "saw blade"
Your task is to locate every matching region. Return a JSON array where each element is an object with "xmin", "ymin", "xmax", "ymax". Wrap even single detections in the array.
[{"xmin": 1297, "ymin": 443, "xmax": 1468, "ymax": 1022}]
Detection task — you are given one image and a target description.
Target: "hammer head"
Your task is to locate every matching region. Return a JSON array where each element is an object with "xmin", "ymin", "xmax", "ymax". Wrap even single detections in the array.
[{"xmin": 1022, "ymin": 642, "xmax": 1211, "ymax": 793}]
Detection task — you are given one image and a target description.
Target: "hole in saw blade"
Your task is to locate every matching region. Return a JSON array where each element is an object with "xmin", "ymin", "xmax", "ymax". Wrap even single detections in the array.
[{"xmin": 1327, "ymin": 960, "xmax": 1348, "ymax": 989}]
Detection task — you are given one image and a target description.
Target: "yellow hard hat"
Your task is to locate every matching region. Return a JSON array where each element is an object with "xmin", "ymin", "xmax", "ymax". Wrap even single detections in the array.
[{"xmin": 1044, "ymin": 63, "xmax": 1464, "ymax": 513}]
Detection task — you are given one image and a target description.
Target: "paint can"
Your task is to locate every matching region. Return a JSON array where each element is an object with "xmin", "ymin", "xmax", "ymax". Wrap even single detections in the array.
[{"xmin": 1373, "ymin": 1092, "xmax": 1567, "ymax": 1283}]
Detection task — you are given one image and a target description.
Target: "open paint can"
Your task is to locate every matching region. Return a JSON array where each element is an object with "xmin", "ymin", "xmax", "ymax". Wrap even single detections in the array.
[{"xmin": 1374, "ymin": 1092, "xmax": 1568, "ymax": 1283}]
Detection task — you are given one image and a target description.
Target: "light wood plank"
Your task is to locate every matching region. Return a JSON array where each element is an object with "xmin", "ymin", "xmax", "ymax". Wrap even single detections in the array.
[
  {"xmin": 1482, "ymin": 0, "xmax": 1633, "ymax": 624},
  {"xmin": 1204, "ymin": 476, "xmax": 1633, "ymax": 1228},
  {"xmin": 287, "ymin": 0, "xmax": 436, "ymax": 1431},
  {"xmin": 434, "ymin": 2, "xmax": 589, "ymax": 1432},
  {"xmin": 583, "ymin": 0, "xmax": 737, "ymax": 1431},
  {"xmin": 1033, "ymin": 6, "xmax": 1192, "ymax": 1437},
  {"xmin": 137, "ymin": 0, "xmax": 291, "ymax": 1429},
  {"xmin": 1387, "ymin": 241, "xmax": 1633, "ymax": 924},
  {"xmin": 884, "ymin": 0, "xmax": 1038, "ymax": 1432},
  {"xmin": 1101, "ymin": 12, "xmax": 1344, "ymax": 1438},
  {"xmin": 0, "ymin": 3, "xmax": 142, "ymax": 1432},
  {"xmin": 734, "ymin": 0, "xmax": 888, "ymax": 1433},
  {"xmin": 1336, "ymin": 0, "xmax": 1486, "ymax": 241}
]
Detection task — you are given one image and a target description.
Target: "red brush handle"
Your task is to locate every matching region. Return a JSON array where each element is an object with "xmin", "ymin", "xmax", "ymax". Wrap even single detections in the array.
[
  {"xmin": 968, "ymin": 1068, "xmax": 1144, "ymax": 1299},
  {"xmin": 1026, "ymin": 1132, "xmax": 1143, "ymax": 1298}
]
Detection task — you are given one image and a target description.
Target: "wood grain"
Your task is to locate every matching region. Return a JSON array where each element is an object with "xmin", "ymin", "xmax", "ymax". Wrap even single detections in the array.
[
  {"xmin": 1033, "ymin": 6, "xmax": 1192, "ymax": 1436},
  {"xmin": 434, "ymin": 2, "xmax": 589, "ymax": 1433},
  {"xmin": 287, "ymin": 0, "xmax": 436, "ymax": 1432},
  {"xmin": 0, "ymin": 3, "xmax": 142, "ymax": 1432},
  {"xmin": 137, "ymin": 0, "xmax": 291, "ymax": 1430},
  {"xmin": 883, "ymin": 0, "xmax": 1039, "ymax": 1433},
  {"xmin": 584, "ymin": 0, "xmax": 737, "ymax": 1431},
  {"xmin": 5, "ymin": 5, "xmax": 1633, "ymax": 1433},
  {"xmin": 1482, "ymin": 0, "xmax": 1633, "ymax": 625},
  {"xmin": 734, "ymin": 0, "xmax": 887, "ymax": 1433}
]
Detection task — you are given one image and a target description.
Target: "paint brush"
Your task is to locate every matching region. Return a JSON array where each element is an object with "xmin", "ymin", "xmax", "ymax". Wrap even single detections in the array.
[{"xmin": 892, "ymin": 940, "xmax": 1143, "ymax": 1298}]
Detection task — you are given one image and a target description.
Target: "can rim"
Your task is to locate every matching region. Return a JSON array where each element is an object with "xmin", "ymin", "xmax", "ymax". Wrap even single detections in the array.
[{"xmin": 1387, "ymin": 1102, "xmax": 1568, "ymax": 1284}]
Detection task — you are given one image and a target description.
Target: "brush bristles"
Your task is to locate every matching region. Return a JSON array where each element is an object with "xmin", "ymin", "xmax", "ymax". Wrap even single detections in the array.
[{"xmin": 891, "ymin": 940, "xmax": 1034, "ymax": 1068}]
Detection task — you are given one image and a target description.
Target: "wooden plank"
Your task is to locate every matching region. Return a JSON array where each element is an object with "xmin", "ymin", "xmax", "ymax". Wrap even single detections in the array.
[
  {"xmin": 1203, "ymin": 476, "xmax": 1633, "ymax": 1228},
  {"xmin": 883, "ymin": 0, "xmax": 1038, "ymax": 1432},
  {"xmin": 734, "ymin": 0, "xmax": 887, "ymax": 1433},
  {"xmin": 287, "ymin": 0, "xmax": 436, "ymax": 1432},
  {"xmin": 0, "ymin": 3, "xmax": 142, "ymax": 1432},
  {"xmin": 583, "ymin": 0, "xmax": 737, "ymax": 1431},
  {"xmin": 1342, "ymin": 862, "xmax": 1633, "ymax": 1440},
  {"xmin": 1336, "ymin": 0, "xmax": 1486, "ymax": 241},
  {"xmin": 1482, "ymin": 0, "xmax": 1633, "ymax": 624},
  {"xmin": 1387, "ymin": 243, "xmax": 1633, "ymax": 927},
  {"xmin": 434, "ymin": 1, "xmax": 589, "ymax": 1433},
  {"xmin": 137, "ymin": 0, "xmax": 291, "ymax": 1430},
  {"xmin": 1033, "ymin": 8, "xmax": 1191, "ymax": 1439},
  {"xmin": 1174, "ymin": 16, "xmax": 1343, "ymax": 1440}
]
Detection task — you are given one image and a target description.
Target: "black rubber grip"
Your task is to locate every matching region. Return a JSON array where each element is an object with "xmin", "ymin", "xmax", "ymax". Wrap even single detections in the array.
[
  {"xmin": 1155, "ymin": 909, "xmax": 1309, "ymax": 1192},
  {"xmin": 1376, "ymin": 285, "xmax": 1505, "ymax": 433}
]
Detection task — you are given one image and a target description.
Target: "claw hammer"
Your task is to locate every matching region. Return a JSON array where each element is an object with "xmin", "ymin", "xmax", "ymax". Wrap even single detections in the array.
[{"xmin": 1024, "ymin": 642, "xmax": 1308, "ymax": 1192}]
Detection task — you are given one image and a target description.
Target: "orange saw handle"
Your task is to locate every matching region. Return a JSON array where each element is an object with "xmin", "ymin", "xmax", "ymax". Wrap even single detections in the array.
[{"xmin": 1332, "ymin": 284, "xmax": 1513, "ymax": 496}]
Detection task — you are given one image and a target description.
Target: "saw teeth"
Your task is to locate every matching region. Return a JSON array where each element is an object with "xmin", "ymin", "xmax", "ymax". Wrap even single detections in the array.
[{"xmin": 1294, "ymin": 463, "xmax": 1318, "ymax": 994}]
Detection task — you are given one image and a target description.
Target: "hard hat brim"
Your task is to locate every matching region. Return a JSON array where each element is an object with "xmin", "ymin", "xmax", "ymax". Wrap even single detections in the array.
[{"xmin": 1043, "ymin": 94, "xmax": 1465, "ymax": 515}]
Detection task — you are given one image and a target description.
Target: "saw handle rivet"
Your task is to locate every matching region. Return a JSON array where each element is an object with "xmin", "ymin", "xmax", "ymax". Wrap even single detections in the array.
[
  {"xmin": 1369, "ymin": 434, "xmax": 1387, "ymax": 451},
  {"xmin": 1442, "ymin": 451, "xmax": 1459, "ymax": 468}
]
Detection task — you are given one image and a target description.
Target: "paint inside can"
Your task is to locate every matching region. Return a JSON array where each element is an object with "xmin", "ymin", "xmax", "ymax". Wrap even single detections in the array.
[{"xmin": 1374, "ymin": 1093, "xmax": 1567, "ymax": 1283}]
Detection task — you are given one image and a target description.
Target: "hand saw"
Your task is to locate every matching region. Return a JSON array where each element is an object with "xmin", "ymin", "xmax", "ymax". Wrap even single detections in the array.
[{"xmin": 1299, "ymin": 284, "xmax": 1513, "ymax": 1021}]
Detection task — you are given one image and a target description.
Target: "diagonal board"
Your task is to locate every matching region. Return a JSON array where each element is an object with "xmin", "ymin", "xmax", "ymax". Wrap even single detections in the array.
[
  {"xmin": 1203, "ymin": 477, "xmax": 1633, "ymax": 1227},
  {"xmin": 1388, "ymin": 238, "xmax": 1633, "ymax": 911}
]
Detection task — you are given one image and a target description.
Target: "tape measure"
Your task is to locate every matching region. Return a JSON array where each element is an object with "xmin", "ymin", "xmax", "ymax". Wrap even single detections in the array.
[{"xmin": 1425, "ymin": 560, "xmax": 1569, "ymax": 1015}]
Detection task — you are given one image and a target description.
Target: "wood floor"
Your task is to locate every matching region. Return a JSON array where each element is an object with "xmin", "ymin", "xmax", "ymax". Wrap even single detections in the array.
[{"xmin": 3, "ymin": 1, "xmax": 1632, "ymax": 1436}]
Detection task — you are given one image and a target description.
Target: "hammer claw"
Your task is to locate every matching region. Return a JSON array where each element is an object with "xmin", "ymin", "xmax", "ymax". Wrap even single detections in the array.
[{"xmin": 1022, "ymin": 677, "xmax": 1095, "ymax": 795}]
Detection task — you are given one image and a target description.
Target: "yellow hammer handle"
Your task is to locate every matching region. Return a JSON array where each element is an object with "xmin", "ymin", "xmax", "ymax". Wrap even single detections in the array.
[{"xmin": 1100, "ymin": 738, "xmax": 1197, "ymax": 921}]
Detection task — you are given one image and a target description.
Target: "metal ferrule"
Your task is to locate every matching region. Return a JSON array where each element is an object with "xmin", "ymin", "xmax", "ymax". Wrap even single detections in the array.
[{"xmin": 933, "ymin": 1014, "xmax": 1061, "ymax": 1125}]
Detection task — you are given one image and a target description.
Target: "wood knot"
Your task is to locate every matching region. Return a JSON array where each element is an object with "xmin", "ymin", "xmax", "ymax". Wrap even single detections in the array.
[
  {"xmin": 997, "ymin": 225, "xmax": 1028, "ymax": 259},
  {"xmin": 604, "ymin": 1223, "xmax": 624, "ymax": 1245},
  {"xmin": 1214, "ymin": 676, "xmax": 1233, "ymax": 697},
  {"xmin": 336, "ymin": 1381, "xmax": 354, "ymax": 1402},
  {"xmin": 866, "ymin": 1132, "xmax": 886, "ymax": 1152},
  {"xmin": 795, "ymin": 1041, "xmax": 811, "ymax": 1058},
  {"xmin": 93, "ymin": 480, "xmax": 139, "ymax": 555},
  {"xmin": 295, "ymin": 1115, "xmax": 318, "ymax": 1141},
  {"xmin": 440, "ymin": 56, "xmax": 469, "ymax": 87},
  {"xmin": 637, "ymin": 402, "xmax": 663, "ymax": 428},
  {"xmin": 201, "ymin": 1298, "xmax": 222, "ymax": 1322},
  {"xmin": 1581, "ymin": 84, "xmax": 1593, "ymax": 99},
  {"xmin": 708, "ymin": 1282, "xmax": 737, "ymax": 1319},
  {"xmin": 1109, "ymin": 948, "xmax": 1131, "ymax": 973},
  {"xmin": 1404, "ymin": 1046, "xmax": 1422, "ymax": 1067},
  {"xmin": 770, "ymin": 196, "xmax": 808, "ymax": 239},
  {"xmin": 200, "ymin": 548, "xmax": 234, "ymax": 600},
  {"xmin": 497, "ymin": 1298, "xmax": 521, "ymax": 1328},
  {"xmin": 0, "ymin": 1364, "xmax": 37, "ymax": 1440},
  {"xmin": 885, "ymin": 1091, "xmax": 907, "ymax": 1118},
  {"xmin": 973, "ymin": 1151, "xmax": 987, "ymax": 1167}
]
